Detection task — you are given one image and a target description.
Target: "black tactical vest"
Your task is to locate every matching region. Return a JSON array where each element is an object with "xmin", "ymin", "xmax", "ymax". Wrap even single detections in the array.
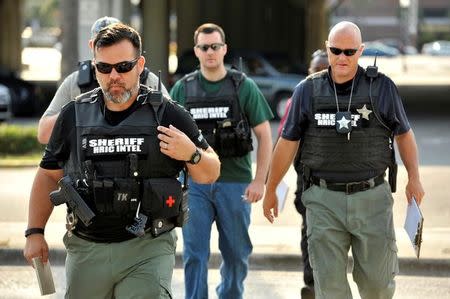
[
  {"xmin": 183, "ymin": 70, "xmax": 253, "ymax": 158},
  {"xmin": 77, "ymin": 60, "xmax": 150, "ymax": 93},
  {"xmin": 301, "ymin": 71, "xmax": 392, "ymax": 179},
  {"xmin": 64, "ymin": 86, "xmax": 185, "ymax": 238}
]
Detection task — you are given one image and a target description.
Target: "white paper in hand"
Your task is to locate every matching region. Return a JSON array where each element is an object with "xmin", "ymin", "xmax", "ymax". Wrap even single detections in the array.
[
  {"xmin": 404, "ymin": 197, "xmax": 424, "ymax": 258},
  {"xmin": 32, "ymin": 257, "xmax": 56, "ymax": 295},
  {"xmin": 276, "ymin": 179, "xmax": 290, "ymax": 213}
]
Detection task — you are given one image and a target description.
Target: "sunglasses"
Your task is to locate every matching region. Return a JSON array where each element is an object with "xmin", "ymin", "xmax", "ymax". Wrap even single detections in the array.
[
  {"xmin": 196, "ymin": 43, "xmax": 225, "ymax": 52},
  {"xmin": 95, "ymin": 57, "xmax": 139, "ymax": 74},
  {"xmin": 328, "ymin": 47, "xmax": 358, "ymax": 56}
]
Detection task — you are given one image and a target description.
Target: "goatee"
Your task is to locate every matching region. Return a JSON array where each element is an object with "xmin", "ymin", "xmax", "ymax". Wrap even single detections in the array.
[{"xmin": 104, "ymin": 81, "xmax": 140, "ymax": 104}]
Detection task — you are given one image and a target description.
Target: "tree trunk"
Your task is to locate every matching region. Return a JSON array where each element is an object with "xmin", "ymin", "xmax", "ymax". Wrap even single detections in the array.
[{"xmin": 60, "ymin": 0, "xmax": 78, "ymax": 81}]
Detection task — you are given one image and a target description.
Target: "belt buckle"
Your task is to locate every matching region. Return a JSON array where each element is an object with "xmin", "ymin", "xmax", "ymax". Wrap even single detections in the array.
[
  {"xmin": 345, "ymin": 182, "xmax": 358, "ymax": 194},
  {"xmin": 345, "ymin": 181, "xmax": 370, "ymax": 194}
]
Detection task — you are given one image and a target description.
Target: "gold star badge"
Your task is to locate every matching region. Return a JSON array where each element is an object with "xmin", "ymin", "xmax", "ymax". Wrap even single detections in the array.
[{"xmin": 357, "ymin": 104, "xmax": 372, "ymax": 120}]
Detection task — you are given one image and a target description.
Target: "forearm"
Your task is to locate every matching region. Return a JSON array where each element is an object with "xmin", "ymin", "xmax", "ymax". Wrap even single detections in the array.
[
  {"xmin": 27, "ymin": 168, "xmax": 62, "ymax": 229},
  {"xmin": 395, "ymin": 129, "xmax": 420, "ymax": 180},
  {"xmin": 37, "ymin": 114, "xmax": 59, "ymax": 144},
  {"xmin": 186, "ymin": 147, "xmax": 220, "ymax": 183},
  {"xmin": 253, "ymin": 122, "xmax": 273, "ymax": 184},
  {"xmin": 266, "ymin": 138, "xmax": 299, "ymax": 193}
]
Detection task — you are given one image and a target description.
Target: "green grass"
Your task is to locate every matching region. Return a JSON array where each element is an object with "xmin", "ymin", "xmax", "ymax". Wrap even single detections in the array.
[
  {"xmin": 0, "ymin": 153, "xmax": 42, "ymax": 167},
  {"xmin": 0, "ymin": 124, "xmax": 44, "ymax": 167}
]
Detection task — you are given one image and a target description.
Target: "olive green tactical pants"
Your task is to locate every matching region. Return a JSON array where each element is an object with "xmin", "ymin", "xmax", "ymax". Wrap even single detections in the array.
[
  {"xmin": 63, "ymin": 230, "xmax": 177, "ymax": 299},
  {"xmin": 303, "ymin": 181, "xmax": 399, "ymax": 299}
]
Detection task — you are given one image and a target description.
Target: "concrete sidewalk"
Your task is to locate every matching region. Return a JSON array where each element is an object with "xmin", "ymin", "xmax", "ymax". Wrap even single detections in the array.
[
  {"xmin": 1, "ymin": 166, "xmax": 450, "ymax": 276},
  {"xmin": 2, "ymin": 221, "xmax": 450, "ymax": 276}
]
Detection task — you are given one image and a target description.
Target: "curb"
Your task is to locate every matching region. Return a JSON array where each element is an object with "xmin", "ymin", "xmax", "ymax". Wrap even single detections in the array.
[{"xmin": 3, "ymin": 248, "xmax": 449, "ymax": 277}]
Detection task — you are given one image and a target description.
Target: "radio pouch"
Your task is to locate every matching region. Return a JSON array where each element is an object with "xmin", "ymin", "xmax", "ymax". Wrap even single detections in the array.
[{"xmin": 92, "ymin": 179, "xmax": 114, "ymax": 215}]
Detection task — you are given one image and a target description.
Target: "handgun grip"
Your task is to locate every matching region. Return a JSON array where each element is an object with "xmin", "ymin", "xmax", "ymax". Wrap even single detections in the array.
[{"xmin": 49, "ymin": 189, "xmax": 65, "ymax": 206}]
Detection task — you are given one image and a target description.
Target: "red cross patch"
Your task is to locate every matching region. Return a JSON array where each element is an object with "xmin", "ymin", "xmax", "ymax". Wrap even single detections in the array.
[{"xmin": 166, "ymin": 196, "xmax": 175, "ymax": 208}]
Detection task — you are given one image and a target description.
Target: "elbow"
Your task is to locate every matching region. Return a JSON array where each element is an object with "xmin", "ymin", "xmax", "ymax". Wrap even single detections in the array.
[
  {"xmin": 191, "ymin": 160, "xmax": 221, "ymax": 184},
  {"xmin": 202, "ymin": 167, "xmax": 221, "ymax": 184},
  {"xmin": 37, "ymin": 120, "xmax": 51, "ymax": 145}
]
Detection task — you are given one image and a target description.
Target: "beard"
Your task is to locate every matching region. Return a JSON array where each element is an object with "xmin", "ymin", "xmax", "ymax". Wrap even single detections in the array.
[{"xmin": 102, "ymin": 79, "xmax": 140, "ymax": 104}]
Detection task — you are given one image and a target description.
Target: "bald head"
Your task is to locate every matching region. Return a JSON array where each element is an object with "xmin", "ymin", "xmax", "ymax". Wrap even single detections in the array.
[
  {"xmin": 328, "ymin": 21, "xmax": 362, "ymax": 45},
  {"xmin": 325, "ymin": 21, "xmax": 364, "ymax": 83}
]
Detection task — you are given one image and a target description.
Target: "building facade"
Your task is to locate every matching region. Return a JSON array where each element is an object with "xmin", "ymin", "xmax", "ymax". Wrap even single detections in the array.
[{"xmin": 331, "ymin": 0, "xmax": 450, "ymax": 49}]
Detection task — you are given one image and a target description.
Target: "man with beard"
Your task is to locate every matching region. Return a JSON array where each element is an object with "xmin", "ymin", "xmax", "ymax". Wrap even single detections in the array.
[
  {"xmin": 23, "ymin": 23, "xmax": 220, "ymax": 298},
  {"xmin": 37, "ymin": 16, "xmax": 169, "ymax": 144}
]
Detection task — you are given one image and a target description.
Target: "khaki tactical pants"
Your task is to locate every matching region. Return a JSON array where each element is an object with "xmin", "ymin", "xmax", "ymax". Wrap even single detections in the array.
[
  {"xmin": 303, "ymin": 181, "xmax": 399, "ymax": 299},
  {"xmin": 63, "ymin": 230, "xmax": 177, "ymax": 299}
]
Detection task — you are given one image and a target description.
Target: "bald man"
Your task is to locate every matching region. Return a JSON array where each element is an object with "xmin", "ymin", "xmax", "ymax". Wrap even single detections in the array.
[{"xmin": 264, "ymin": 21, "xmax": 424, "ymax": 299}]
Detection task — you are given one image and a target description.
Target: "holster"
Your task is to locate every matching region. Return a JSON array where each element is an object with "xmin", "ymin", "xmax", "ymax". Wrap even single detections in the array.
[
  {"xmin": 302, "ymin": 164, "xmax": 312, "ymax": 192},
  {"xmin": 388, "ymin": 163, "xmax": 397, "ymax": 193}
]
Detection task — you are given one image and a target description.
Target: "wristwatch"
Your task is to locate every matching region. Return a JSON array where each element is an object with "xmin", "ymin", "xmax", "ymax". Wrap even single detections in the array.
[{"xmin": 187, "ymin": 148, "xmax": 202, "ymax": 165}]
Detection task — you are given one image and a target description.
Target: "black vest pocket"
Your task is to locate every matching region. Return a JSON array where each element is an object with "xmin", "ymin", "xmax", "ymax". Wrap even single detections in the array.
[
  {"xmin": 216, "ymin": 123, "xmax": 253, "ymax": 158},
  {"xmin": 113, "ymin": 178, "xmax": 140, "ymax": 217},
  {"xmin": 93, "ymin": 179, "xmax": 114, "ymax": 215},
  {"xmin": 142, "ymin": 178, "xmax": 182, "ymax": 220},
  {"xmin": 92, "ymin": 178, "xmax": 139, "ymax": 218}
]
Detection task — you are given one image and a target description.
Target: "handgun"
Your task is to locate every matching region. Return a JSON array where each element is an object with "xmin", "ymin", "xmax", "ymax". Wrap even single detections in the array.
[{"xmin": 50, "ymin": 176, "xmax": 96, "ymax": 226}]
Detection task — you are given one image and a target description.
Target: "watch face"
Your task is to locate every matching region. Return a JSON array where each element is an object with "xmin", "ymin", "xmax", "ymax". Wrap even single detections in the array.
[
  {"xmin": 189, "ymin": 149, "xmax": 201, "ymax": 164},
  {"xmin": 193, "ymin": 153, "xmax": 201, "ymax": 163}
]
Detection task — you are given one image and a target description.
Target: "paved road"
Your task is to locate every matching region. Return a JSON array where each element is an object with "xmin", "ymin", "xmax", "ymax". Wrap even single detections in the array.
[{"xmin": 1, "ymin": 266, "xmax": 449, "ymax": 299}]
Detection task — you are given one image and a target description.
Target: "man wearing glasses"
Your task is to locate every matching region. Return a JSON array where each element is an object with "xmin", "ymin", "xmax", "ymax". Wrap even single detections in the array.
[
  {"xmin": 24, "ymin": 23, "xmax": 220, "ymax": 298},
  {"xmin": 37, "ymin": 16, "xmax": 169, "ymax": 145},
  {"xmin": 170, "ymin": 23, "xmax": 273, "ymax": 299},
  {"xmin": 263, "ymin": 21, "xmax": 424, "ymax": 298}
]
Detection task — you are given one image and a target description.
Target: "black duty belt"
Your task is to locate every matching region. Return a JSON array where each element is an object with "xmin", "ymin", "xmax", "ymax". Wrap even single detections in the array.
[{"xmin": 311, "ymin": 174, "xmax": 385, "ymax": 195}]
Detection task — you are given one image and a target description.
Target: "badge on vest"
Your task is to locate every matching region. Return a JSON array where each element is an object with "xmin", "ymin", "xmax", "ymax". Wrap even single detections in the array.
[
  {"xmin": 335, "ymin": 111, "xmax": 352, "ymax": 134},
  {"xmin": 356, "ymin": 104, "xmax": 372, "ymax": 120}
]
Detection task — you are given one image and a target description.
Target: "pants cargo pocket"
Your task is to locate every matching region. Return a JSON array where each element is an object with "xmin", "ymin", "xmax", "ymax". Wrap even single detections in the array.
[
  {"xmin": 159, "ymin": 278, "xmax": 173, "ymax": 299},
  {"xmin": 388, "ymin": 238, "xmax": 399, "ymax": 278}
]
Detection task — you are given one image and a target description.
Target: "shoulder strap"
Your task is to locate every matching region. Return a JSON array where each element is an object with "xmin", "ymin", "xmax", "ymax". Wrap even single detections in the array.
[
  {"xmin": 75, "ymin": 87, "xmax": 102, "ymax": 103},
  {"xmin": 137, "ymin": 85, "xmax": 168, "ymax": 125},
  {"xmin": 183, "ymin": 70, "xmax": 199, "ymax": 83},
  {"xmin": 140, "ymin": 67, "xmax": 150, "ymax": 84},
  {"xmin": 227, "ymin": 69, "xmax": 246, "ymax": 91}
]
